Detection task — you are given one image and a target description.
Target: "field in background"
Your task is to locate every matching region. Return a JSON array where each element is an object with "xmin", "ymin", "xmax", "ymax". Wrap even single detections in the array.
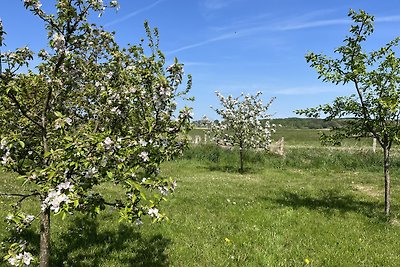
[
  {"xmin": 1, "ymin": 125, "xmax": 400, "ymax": 266},
  {"xmin": 190, "ymin": 127, "xmax": 374, "ymax": 148}
]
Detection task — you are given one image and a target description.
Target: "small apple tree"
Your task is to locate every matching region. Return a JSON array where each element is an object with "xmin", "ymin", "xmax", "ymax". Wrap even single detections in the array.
[
  {"xmin": 0, "ymin": 1, "xmax": 192, "ymax": 266},
  {"xmin": 210, "ymin": 91, "xmax": 274, "ymax": 173},
  {"xmin": 296, "ymin": 9, "xmax": 400, "ymax": 216}
]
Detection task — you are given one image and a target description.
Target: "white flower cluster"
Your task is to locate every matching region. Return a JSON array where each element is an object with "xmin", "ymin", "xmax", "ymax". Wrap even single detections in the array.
[
  {"xmin": 0, "ymin": 138, "xmax": 13, "ymax": 166},
  {"xmin": 148, "ymin": 207, "xmax": 159, "ymax": 218},
  {"xmin": 6, "ymin": 241, "xmax": 33, "ymax": 266},
  {"xmin": 158, "ymin": 186, "xmax": 169, "ymax": 196},
  {"xmin": 109, "ymin": 0, "xmax": 119, "ymax": 9},
  {"xmin": 52, "ymin": 32, "xmax": 65, "ymax": 52},
  {"xmin": 84, "ymin": 167, "xmax": 98, "ymax": 179},
  {"xmin": 139, "ymin": 151, "xmax": 149, "ymax": 162},
  {"xmin": 7, "ymin": 251, "xmax": 33, "ymax": 266},
  {"xmin": 24, "ymin": 0, "xmax": 42, "ymax": 9},
  {"xmin": 103, "ymin": 137, "xmax": 114, "ymax": 150},
  {"xmin": 54, "ymin": 117, "xmax": 72, "ymax": 130},
  {"xmin": 42, "ymin": 181, "xmax": 74, "ymax": 213}
]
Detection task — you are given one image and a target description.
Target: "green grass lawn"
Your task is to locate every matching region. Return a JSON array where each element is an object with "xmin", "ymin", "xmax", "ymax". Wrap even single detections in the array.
[{"xmin": 2, "ymin": 145, "xmax": 400, "ymax": 266}]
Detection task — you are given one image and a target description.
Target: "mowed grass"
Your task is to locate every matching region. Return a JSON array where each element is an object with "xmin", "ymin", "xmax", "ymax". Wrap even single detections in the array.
[{"xmin": 2, "ymin": 130, "xmax": 400, "ymax": 266}]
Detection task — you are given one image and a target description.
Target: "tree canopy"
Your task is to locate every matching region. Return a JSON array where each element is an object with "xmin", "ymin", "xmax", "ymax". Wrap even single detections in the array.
[
  {"xmin": 0, "ymin": 1, "xmax": 192, "ymax": 266},
  {"xmin": 297, "ymin": 9, "xmax": 400, "ymax": 215}
]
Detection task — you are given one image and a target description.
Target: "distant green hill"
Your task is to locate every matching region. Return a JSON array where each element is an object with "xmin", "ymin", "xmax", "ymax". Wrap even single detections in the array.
[{"xmin": 271, "ymin": 118, "xmax": 346, "ymax": 129}]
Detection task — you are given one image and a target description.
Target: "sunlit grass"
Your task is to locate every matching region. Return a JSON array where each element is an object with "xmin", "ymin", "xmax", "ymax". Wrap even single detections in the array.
[{"xmin": 2, "ymin": 146, "xmax": 400, "ymax": 266}]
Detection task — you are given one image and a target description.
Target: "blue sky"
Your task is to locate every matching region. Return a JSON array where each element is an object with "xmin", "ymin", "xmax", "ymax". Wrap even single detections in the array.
[{"xmin": 1, "ymin": 1, "xmax": 400, "ymax": 119}]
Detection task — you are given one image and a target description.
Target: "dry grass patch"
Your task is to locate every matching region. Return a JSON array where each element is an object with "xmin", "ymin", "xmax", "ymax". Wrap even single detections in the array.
[{"xmin": 353, "ymin": 184, "xmax": 381, "ymax": 198}]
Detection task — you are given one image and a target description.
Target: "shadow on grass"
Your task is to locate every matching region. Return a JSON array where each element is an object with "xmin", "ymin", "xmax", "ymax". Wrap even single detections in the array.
[
  {"xmin": 267, "ymin": 189, "xmax": 386, "ymax": 221},
  {"xmin": 207, "ymin": 164, "xmax": 246, "ymax": 174},
  {"xmin": 52, "ymin": 216, "xmax": 170, "ymax": 267},
  {"xmin": 205, "ymin": 162, "xmax": 264, "ymax": 174}
]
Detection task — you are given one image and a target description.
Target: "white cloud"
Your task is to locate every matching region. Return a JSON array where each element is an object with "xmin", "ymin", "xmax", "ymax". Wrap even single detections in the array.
[
  {"xmin": 274, "ymin": 19, "xmax": 349, "ymax": 31},
  {"xmin": 273, "ymin": 14, "xmax": 400, "ymax": 31},
  {"xmin": 166, "ymin": 32, "xmax": 238, "ymax": 54},
  {"xmin": 375, "ymin": 15, "xmax": 400, "ymax": 23},
  {"xmin": 270, "ymin": 86, "xmax": 350, "ymax": 96},
  {"xmin": 105, "ymin": 0, "xmax": 164, "ymax": 27},
  {"xmin": 167, "ymin": 10, "xmax": 400, "ymax": 55}
]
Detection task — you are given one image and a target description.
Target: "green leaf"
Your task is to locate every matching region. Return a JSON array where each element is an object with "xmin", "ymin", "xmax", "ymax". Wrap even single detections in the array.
[
  {"xmin": 18, "ymin": 140, "xmax": 25, "ymax": 148},
  {"xmin": 64, "ymin": 136, "xmax": 73, "ymax": 142},
  {"xmin": 54, "ymin": 111, "xmax": 63, "ymax": 118}
]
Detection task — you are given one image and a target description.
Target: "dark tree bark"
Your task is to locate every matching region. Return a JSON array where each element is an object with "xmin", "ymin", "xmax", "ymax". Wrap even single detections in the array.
[
  {"xmin": 39, "ymin": 206, "xmax": 51, "ymax": 267},
  {"xmin": 239, "ymin": 146, "xmax": 244, "ymax": 173}
]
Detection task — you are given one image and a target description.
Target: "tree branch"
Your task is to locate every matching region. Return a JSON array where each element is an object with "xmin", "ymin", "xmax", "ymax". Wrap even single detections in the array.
[
  {"xmin": 7, "ymin": 91, "xmax": 44, "ymax": 130},
  {"xmin": 0, "ymin": 191, "xmax": 40, "ymax": 205}
]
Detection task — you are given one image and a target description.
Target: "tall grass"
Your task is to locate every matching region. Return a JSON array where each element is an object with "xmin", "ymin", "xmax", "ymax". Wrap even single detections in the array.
[{"xmin": 182, "ymin": 144, "xmax": 395, "ymax": 174}]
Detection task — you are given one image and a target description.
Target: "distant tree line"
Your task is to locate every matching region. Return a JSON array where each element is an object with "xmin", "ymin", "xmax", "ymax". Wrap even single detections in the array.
[{"xmin": 192, "ymin": 117, "xmax": 351, "ymax": 129}]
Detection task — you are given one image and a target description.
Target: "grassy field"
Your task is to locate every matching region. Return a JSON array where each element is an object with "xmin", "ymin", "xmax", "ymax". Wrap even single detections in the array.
[{"xmin": 1, "ymin": 129, "xmax": 400, "ymax": 266}]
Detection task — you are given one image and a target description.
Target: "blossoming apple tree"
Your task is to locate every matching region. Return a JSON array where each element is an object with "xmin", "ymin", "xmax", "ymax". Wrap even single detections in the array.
[
  {"xmin": 0, "ymin": 1, "xmax": 192, "ymax": 266},
  {"xmin": 210, "ymin": 91, "xmax": 274, "ymax": 173}
]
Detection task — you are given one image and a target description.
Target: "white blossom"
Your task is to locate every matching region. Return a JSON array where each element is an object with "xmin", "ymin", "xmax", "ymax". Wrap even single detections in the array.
[
  {"xmin": 110, "ymin": 0, "xmax": 119, "ymax": 10},
  {"xmin": 85, "ymin": 167, "xmax": 98, "ymax": 178},
  {"xmin": 8, "ymin": 256, "xmax": 18, "ymax": 266},
  {"xmin": 158, "ymin": 186, "xmax": 169, "ymax": 196},
  {"xmin": 33, "ymin": 0, "xmax": 42, "ymax": 9},
  {"xmin": 54, "ymin": 120, "xmax": 62, "ymax": 130},
  {"xmin": 171, "ymin": 180, "xmax": 177, "ymax": 191},
  {"xmin": 42, "ymin": 189, "xmax": 70, "ymax": 213},
  {"xmin": 52, "ymin": 32, "xmax": 65, "ymax": 52},
  {"xmin": 0, "ymin": 138, "xmax": 7, "ymax": 149},
  {"xmin": 106, "ymin": 71, "xmax": 113, "ymax": 79},
  {"xmin": 7, "ymin": 251, "xmax": 33, "ymax": 266},
  {"xmin": 65, "ymin": 117, "xmax": 72, "ymax": 125},
  {"xmin": 139, "ymin": 139, "xmax": 147, "ymax": 147},
  {"xmin": 103, "ymin": 137, "xmax": 114, "ymax": 149},
  {"xmin": 148, "ymin": 207, "xmax": 159, "ymax": 218},
  {"xmin": 22, "ymin": 252, "xmax": 33, "ymax": 265},
  {"xmin": 24, "ymin": 215, "xmax": 35, "ymax": 224},
  {"xmin": 111, "ymin": 107, "xmax": 121, "ymax": 115},
  {"xmin": 1, "ymin": 150, "xmax": 11, "ymax": 165},
  {"xmin": 38, "ymin": 49, "xmax": 49, "ymax": 58},
  {"xmin": 57, "ymin": 181, "xmax": 73, "ymax": 191},
  {"xmin": 139, "ymin": 151, "xmax": 149, "ymax": 162}
]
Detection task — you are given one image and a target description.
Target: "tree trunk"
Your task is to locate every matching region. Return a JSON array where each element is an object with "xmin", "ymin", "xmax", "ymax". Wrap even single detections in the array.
[
  {"xmin": 372, "ymin": 138, "xmax": 377, "ymax": 153},
  {"xmin": 239, "ymin": 147, "xmax": 244, "ymax": 173},
  {"xmin": 39, "ymin": 206, "xmax": 51, "ymax": 267},
  {"xmin": 384, "ymin": 146, "xmax": 391, "ymax": 216},
  {"xmin": 40, "ymin": 109, "xmax": 51, "ymax": 266}
]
